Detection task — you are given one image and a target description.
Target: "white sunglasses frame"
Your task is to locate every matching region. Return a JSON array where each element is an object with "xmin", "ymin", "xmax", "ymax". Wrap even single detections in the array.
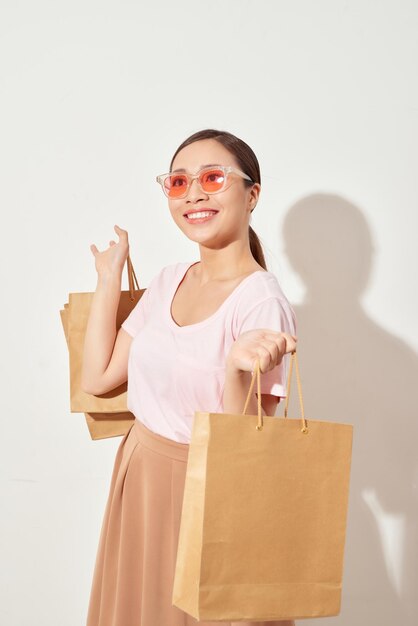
[{"xmin": 156, "ymin": 165, "xmax": 254, "ymax": 199}]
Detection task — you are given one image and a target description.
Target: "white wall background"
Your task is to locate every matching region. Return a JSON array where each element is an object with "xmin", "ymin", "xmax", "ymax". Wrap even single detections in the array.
[{"xmin": 1, "ymin": 1, "xmax": 417, "ymax": 624}]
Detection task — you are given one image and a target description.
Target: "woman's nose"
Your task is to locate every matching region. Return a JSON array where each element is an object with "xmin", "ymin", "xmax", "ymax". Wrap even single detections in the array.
[{"xmin": 186, "ymin": 177, "xmax": 208, "ymax": 202}]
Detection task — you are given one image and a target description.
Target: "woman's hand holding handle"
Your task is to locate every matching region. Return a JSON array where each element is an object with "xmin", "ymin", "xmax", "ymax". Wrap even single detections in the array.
[{"xmin": 226, "ymin": 329, "xmax": 298, "ymax": 376}]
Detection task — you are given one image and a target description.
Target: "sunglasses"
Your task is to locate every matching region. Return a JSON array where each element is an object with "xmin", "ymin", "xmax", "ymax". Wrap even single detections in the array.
[{"xmin": 156, "ymin": 165, "xmax": 254, "ymax": 199}]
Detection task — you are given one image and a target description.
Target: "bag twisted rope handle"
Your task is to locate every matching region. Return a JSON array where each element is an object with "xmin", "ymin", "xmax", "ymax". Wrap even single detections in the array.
[
  {"xmin": 126, "ymin": 254, "xmax": 140, "ymax": 300},
  {"xmin": 283, "ymin": 349, "xmax": 306, "ymax": 424},
  {"xmin": 241, "ymin": 351, "xmax": 308, "ymax": 434}
]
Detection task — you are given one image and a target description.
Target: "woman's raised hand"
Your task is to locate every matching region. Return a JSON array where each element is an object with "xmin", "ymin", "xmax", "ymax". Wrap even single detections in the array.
[
  {"xmin": 90, "ymin": 225, "xmax": 130, "ymax": 278},
  {"xmin": 226, "ymin": 329, "xmax": 298, "ymax": 375}
]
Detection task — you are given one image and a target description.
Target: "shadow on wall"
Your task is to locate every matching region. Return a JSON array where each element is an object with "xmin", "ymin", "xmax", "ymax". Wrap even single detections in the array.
[{"xmin": 281, "ymin": 193, "xmax": 417, "ymax": 626}]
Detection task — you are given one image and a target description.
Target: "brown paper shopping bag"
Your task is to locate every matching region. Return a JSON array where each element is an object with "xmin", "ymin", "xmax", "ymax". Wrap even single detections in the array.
[
  {"xmin": 172, "ymin": 351, "xmax": 354, "ymax": 622},
  {"xmin": 60, "ymin": 255, "xmax": 145, "ymax": 440}
]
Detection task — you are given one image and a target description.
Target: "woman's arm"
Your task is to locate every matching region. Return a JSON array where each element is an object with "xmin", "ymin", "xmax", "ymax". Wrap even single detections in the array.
[
  {"xmin": 81, "ymin": 225, "xmax": 131, "ymax": 395},
  {"xmin": 81, "ymin": 272, "xmax": 122, "ymax": 394}
]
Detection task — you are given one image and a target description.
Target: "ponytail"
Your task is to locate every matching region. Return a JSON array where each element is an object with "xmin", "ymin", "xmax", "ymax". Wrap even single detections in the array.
[{"xmin": 249, "ymin": 225, "xmax": 267, "ymax": 270}]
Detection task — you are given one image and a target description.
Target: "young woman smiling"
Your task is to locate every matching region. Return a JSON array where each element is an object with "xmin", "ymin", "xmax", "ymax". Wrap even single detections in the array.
[{"xmin": 82, "ymin": 129, "xmax": 297, "ymax": 626}]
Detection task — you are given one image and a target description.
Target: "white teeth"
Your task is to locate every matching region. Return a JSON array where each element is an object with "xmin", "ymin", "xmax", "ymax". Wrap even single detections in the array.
[{"xmin": 186, "ymin": 211, "xmax": 217, "ymax": 219}]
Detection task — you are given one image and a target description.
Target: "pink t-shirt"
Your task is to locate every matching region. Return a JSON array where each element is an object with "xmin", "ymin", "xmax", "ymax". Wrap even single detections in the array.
[{"xmin": 121, "ymin": 261, "xmax": 297, "ymax": 444}]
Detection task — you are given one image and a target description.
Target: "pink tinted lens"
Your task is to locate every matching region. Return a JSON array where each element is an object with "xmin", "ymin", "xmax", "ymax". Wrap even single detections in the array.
[
  {"xmin": 199, "ymin": 169, "xmax": 225, "ymax": 192},
  {"xmin": 165, "ymin": 174, "xmax": 189, "ymax": 197}
]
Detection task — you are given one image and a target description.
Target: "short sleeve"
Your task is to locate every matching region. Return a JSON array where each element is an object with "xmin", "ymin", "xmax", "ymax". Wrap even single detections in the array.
[
  {"xmin": 236, "ymin": 296, "xmax": 297, "ymax": 398},
  {"xmin": 121, "ymin": 287, "xmax": 151, "ymax": 338}
]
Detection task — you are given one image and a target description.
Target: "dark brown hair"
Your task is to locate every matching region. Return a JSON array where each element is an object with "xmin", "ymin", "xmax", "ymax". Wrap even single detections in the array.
[{"xmin": 169, "ymin": 129, "xmax": 267, "ymax": 269}]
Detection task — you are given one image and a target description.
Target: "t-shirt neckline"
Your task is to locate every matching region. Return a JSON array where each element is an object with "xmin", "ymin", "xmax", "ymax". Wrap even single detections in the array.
[{"xmin": 168, "ymin": 261, "xmax": 268, "ymax": 331}]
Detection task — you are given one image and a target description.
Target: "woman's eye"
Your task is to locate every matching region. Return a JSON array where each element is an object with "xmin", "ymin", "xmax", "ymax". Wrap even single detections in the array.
[
  {"xmin": 172, "ymin": 177, "xmax": 186, "ymax": 187},
  {"xmin": 204, "ymin": 172, "xmax": 224, "ymax": 183}
]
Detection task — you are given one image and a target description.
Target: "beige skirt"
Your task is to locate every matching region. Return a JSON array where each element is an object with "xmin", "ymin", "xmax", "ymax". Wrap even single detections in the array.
[{"xmin": 86, "ymin": 418, "xmax": 295, "ymax": 626}]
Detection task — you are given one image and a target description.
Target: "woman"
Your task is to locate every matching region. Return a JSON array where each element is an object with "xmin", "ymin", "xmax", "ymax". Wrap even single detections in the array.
[{"xmin": 82, "ymin": 128, "xmax": 298, "ymax": 626}]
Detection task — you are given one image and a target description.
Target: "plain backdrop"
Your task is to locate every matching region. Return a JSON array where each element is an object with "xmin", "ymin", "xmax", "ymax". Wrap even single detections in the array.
[{"xmin": 0, "ymin": 1, "xmax": 417, "ymax": 625}]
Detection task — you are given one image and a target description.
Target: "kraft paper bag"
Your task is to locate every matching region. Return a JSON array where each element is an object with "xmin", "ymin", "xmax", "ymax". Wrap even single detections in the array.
[
  {"xmin": 60, "ymin": 255, "xmax": 144, "ymax": 440},
  {"xmin": 172, "ymin": 351, "xmax": 354, "ymax": 622}
]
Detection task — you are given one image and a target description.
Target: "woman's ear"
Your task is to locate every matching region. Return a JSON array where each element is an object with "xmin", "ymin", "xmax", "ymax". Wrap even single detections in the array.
[{"xmin": 248, "ymin": 183, "xmax": 261, "ymax": 211}]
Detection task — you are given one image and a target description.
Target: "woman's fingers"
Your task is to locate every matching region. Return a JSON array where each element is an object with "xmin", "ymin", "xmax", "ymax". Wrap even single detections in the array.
[
  {"xmin": 261, "ymin": 331, "xmax": 297, "ymax": 355},
  {"xmin": 253, "ymin": 345, "xmax": 276, "ymax": 373},
  {"xmin": 253, "ymin": 333, "xmax": 297, "ymax": 372},
  {"xmin": 114, "ymin": 224, "xmax": 128, "ymax": 241},
  {"xmin": 228, "ymin": 329, "xmax": 298, "ymax": 375},
  {"xmin": 280, "ymin": 332, "xmax": 298, "ymax": 354},
  {"xmin": 90, "ymin": 226, "xmax": 128, "ymax": 254},
  {"xmin": 253, "ymin": 340, "xmax": 278, "ymax": 371}
]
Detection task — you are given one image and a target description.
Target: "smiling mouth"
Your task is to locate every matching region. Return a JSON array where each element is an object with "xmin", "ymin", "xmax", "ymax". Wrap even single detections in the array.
[
  {"xmin": 183, "ymin": 210, "xmax": 219, "ymax": 223},
  {"xmin": 183, "ymin": 209, "xmax": 219, "ymax": 217}
]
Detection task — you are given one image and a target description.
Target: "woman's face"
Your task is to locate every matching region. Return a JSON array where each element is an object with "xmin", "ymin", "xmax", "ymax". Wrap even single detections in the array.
[{"xmin": 168, "ymin": 139, "xmax": 260, "ymax": 247}]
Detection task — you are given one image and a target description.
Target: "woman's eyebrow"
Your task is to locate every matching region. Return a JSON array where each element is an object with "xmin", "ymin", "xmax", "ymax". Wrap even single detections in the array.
[{"xmin": 171, "ymin": 163, "xmax": 220, "ymax": 173}]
